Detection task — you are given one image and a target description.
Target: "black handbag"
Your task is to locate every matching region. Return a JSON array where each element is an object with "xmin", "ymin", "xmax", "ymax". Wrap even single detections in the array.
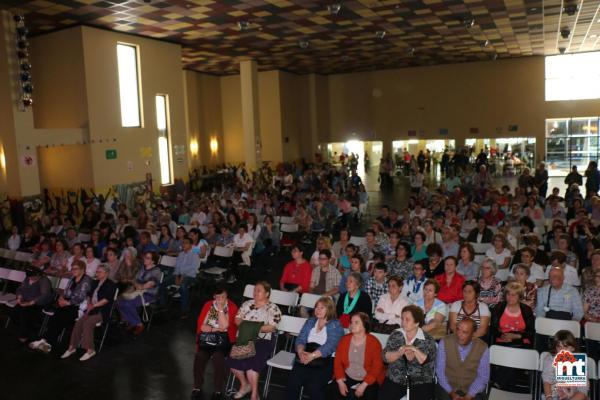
[
  {"xmin": 197, "ymin": 331, "xmax": 229, "ymax": 351},
  {"xmin": 545, "ymin": 286, "xmax": 572, "ymax": 321}
]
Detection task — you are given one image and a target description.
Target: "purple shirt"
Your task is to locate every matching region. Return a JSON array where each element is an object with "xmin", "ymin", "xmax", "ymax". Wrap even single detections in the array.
[{"xmin": 436, "ymin": 338, "xmax": 490, "ymax": 397}]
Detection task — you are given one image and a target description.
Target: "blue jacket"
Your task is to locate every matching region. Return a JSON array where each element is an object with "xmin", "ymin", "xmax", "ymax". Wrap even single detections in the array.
[{"xmin": 296, "ymin": 317, "xmax": 344, "ymax": 358}]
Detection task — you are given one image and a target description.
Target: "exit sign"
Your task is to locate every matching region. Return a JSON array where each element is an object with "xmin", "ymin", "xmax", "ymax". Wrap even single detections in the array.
[{"xmin": 105, "ymin": 149, "xmax": 117, "ymax": 159}]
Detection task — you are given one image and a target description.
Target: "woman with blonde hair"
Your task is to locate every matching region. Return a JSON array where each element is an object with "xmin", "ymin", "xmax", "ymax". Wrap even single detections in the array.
[{"xmin": 287, "ymin": 297, "xmax": 345, "ymax": 400}]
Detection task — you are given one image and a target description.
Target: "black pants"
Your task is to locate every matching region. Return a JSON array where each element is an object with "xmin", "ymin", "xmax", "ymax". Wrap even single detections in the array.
[
  {"xmin": 330, "ymin": 374, "xmax": 378, "ymax": 400},
  {"xmin": 14, "ymin": 304, "xmax": 42, "ymax": 340},
  {"xmin": 435, "ymin": 384, "xmax": 487, "ymax": 400},
  {"xmin": 194, "ymin": 347, "xmax": 228, "ymax": 393},
  {"xmin": 378, "ymin": 378, "xmax": 434, "ymax": 400},
  {"xmin": 44, "ymin": 305, "xmax": 79, "ymax": 344},
  {"xmin": 287, "ymin": 359, "xmax": 333, "ymax": 400}
]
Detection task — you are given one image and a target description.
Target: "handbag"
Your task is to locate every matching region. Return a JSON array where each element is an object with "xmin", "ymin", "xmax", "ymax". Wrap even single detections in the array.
[
  {"xmin": 229, "ymin": 341, "xmax": 256, "ymax": 359},
  {"xmin": 545, "ymin": 286, "xmax": 572, "ymax": 321},
  {"xmin": 197, "ymin": 331, "xmax": 229, "ymax": 351}
]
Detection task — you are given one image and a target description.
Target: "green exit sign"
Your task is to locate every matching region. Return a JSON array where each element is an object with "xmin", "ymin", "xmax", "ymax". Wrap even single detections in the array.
[{"xmin": 105, "ymin": 149, "xmax": 117, "ymax": 160}]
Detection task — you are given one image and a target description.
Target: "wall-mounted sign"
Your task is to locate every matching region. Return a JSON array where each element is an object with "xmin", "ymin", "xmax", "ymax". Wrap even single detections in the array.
[
  {"xmin": 127, "ymin": 161, "xmax": 133, "ymax": 171},
  {"xmin": 21, "ymin": 155, "xmax": 36, "ymax": 167},
  {"xmin": 105, "ymin": 149, "xmax": 117, "ymax": 160},
  {"xmin": 140, "ymin": 147, "xmax": 152, "ymax": 158}
]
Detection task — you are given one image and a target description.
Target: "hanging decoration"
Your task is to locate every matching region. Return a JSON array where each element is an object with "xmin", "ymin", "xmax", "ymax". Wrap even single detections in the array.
[{"xmin": 13, "ymin": 14, "xmax": 33, "ymax": 110}]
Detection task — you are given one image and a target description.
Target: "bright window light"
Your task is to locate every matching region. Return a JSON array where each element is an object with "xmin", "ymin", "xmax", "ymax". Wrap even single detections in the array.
[
  {"xmin": 117, "ymin": 43, "xmax": 141, "ymax": 127},
  {"xmin": 156, "ymin": 95, "xmax": 172, "ymax": 185},
  {"xmin": 545, "ymin": 52, "xmax": 600, "ymax": 101}
]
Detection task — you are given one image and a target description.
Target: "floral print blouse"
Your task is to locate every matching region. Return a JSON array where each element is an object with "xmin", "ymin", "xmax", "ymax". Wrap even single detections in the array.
[
  {"xmin": 583, "ymin": 286, "xmax": 600, "ymax": 321},
  {"xmin": 236, "ymin": 300, "xmax": 282, "ymax": 340}
]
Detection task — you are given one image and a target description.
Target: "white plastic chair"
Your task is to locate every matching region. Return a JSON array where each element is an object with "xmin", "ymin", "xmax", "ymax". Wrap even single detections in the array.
[
  {"xmin": 349, "ymin": 236, "xmax": 366, "ymax": 248},
  {"xmin": 58, "ymin": 278, "xmax": 70, "ymax": 290},
  {"xmin": 269, "ymin": 289, "xmax": 299, "ymax": 312},
  {"xmin": 262, "ymin": 315, "xmax": 307, "ymax": 398},
  {"xmin": 495, "ymin": 268, "xmax": 510, "ymax": 282},
  {"xmin": 280, "ymin": 223, "xmax": 299, "ymax": 233},
  {"xmin": 470, "ymin": 242, "xmax": 491, "ymax": 255},
  {"xmin": 159, "ymin": 255, "xmax": 177, "ymax": 268},
  {"xmin": 299, "ymin": 293, "xmax": 322, "ymax": 309},
  {"xmin": 213, "ymin": 246, "xmax": 234, "ymax": 258},
  {"xmin": 371, "ymin": 332, "xmax": 390, "ymax": 349},
  {"xmin": 243, "ymin": 284, "xmax": 255, "ymax": 299},
  {"xmin": 77, "ymin": 233, "xmax": 91, "ymax": 243},
  {"xmin": 585, "ymin": 321, "xmax": 600, "ymax": 341},
  {"xmin": 199, "ymin": 225, "xmax": 208, "ymax": 234},
  {"xmin": 14, "ymin": 252, "xmax": 33, "ymax": 262},
  {"xmin": 488, "ymin": 345, "xmax": 539, "ymax": 400},
  {"xmin": 279, "ymin": 216, "xmax": 295, "ymax": 225},
  {"xmin": 535, "ymin": 317, "xmax": 581, "ymax": 339}
]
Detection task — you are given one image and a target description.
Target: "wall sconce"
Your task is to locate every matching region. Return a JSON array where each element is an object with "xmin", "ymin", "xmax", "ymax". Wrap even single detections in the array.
[
  {"xmin": 190, "ymin": 139, "xmax": 198, "ymax": 157},
  {"xmin": 210, "ymin": 137, "xmax": 218, "ymax": 155},
  {"xmin": 0, "ymin": 148, "xmax": 6, "ymax": 174}
]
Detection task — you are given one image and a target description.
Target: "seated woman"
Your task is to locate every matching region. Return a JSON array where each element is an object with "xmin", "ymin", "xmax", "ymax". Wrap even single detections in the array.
[
  {"xmin": 423, "ymin": 243, "xmax": 445, "ymax": 278},
  {"xmin": 410, "ymin": 232, "xmax": 428, "ymax": 262},
  {"xmin": 14, "ymin": 267, "xmax": 53, "ymax": 343},
  {"xmin": 226, "ymin": 281, "xmax": 281, "ymax": 400},
  {"xmin": 484, "ymin": 234, "xmax": 512, "ymax": 270},
  {"xmin": 415, "ymin": 279, "xmax": 448, "ymax": 340},
  {"xmin": 380, "ymin": 305, "xmax": 437, "ymax": 400},
  {"xmin": 31, "ymin": 239, "xmax": 52, "ymax": 269},
  {"xmin": 435, "ymin": 256, "xmax": 465, "ymax": 304},
  {"xmin": 192, "ymin": 286, "xmax": 238, "ymax": 400},
  {"xmin": 336, "ymin": 272, "xmax": 373, "ymax": 328},
  {"xmin": 541, "ymin": 330, "xmax": 588, "ymax": 400},
  {"xmin": 46, "ymin": 240, "xmax": 71, "ymax": 276},
  {"xmin": 387, "ymin": 242, "xmax": 414, "ymax": 279},
  {"xmin": 61, "ymin": 264, "xmax": 117, "ymax": 361},
  {"xmin": 158, "ymin": 224, "xmax": 178, "ymax": 255},
  {"xmin": 491, "ymin": 282, "xmax": 534, "ymax": 347},
  {"xmin": 457, "ymin": 243, "xmax": 479, "ymax": 281},
  {"xmin": 374, "ymin": 276, "xmax": 410, "ymax": 332},
  {"xmin": 583, "ymin": 270, "xmax": 600, "ymax": 322},
  {"xmin": 279, "ymin": 245, "xmax": 311, "ymax": 293},
  {"xmin": 448, "ymin": 281, "xmax": 491, "ymax": 339},
  {"xmin": 83, "ymin": 245, "xmax": 100, "ymax": 279},
  {"xmin": 478, "ymin": 258, "xmax": 503, "ymax": 309},
  {"xmin": 114, "ymin": 248, "xmax": 140, "ymax": 294},
  {"xmin": 30, "ymin": 260, "xmax": 93, "ymax": 353},
  {"xmin": 510, "ymin": 264, "xmax": 538, "ymax": 312},
  {"xmin": 287, "ymin": 297, "xmax": 344, "ymax": 400},
  {"xmin": 116, "ymin": 251, "xmax": 162, "ymax": 335},
  {"xmin": 332, "ymin": 313, "xmax": 384, "ymax": 400},
  {"xmin": 338, "ymin": 254, "xmax": 370, "ymax": 295}
]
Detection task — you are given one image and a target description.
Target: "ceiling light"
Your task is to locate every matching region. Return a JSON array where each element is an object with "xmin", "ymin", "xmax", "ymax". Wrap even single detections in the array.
[
  {"xmin": 590, "ymin": 34, "xmax": 598, "ymax": 38},
  {"xmin": 327, "ymin": 4, "xmax": 341, "ymax": 15},
  {"xmin": 528, "ymin": 7, "xmax": 538, "ymax": 12},
  {"xmin": 407, "ymin": 47, "xmax": 415, "ymax": 56},
  {"xmin": 298, "ymin": 40, "xmax": 309, "ymax": 49},
  {"xmin": 480, "ymin": 39, "xmax": 489, "ymax": 47},
  {"xmin": 491, "ymin": 53, "xmax": 498, "ymax": 60},
  {"xmin": 375, "ymin": 30, "xmax": 386, "ymax": 39},
  {"xmin": 563, "ymin": 4, "xmax": 578, "ymax": 16},
  {"xmin": 238, "ymin": 21, "xmax": 250, "ymax": 31},
  {"xmin": 463, "ymin": 17, "xmax": 475, "ymax": 28}
]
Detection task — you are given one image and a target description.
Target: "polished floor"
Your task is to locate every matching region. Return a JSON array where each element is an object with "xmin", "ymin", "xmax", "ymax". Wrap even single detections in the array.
[{"xmin": 0, "ymin": 166, "xmax": 569, "ymax": 400}]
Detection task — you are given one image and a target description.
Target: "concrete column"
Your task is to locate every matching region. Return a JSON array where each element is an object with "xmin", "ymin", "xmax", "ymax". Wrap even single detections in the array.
[
  {"xmin": 0, "ymin": 10, "xmax": 41, "ymax": 197},
  {"xmin": 240, "ymin": 59, "xmax": 261, "ymax": 170},
  {"xmin": 307, "ymin": 74, "xmax": 319, "ymax": 161}
]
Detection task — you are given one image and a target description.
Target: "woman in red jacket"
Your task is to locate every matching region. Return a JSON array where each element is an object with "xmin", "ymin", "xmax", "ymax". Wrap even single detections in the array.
[
  {"xmin": 435, "ymin": 256, "xmax": 465, "ymax": 304},
  {"xmin": 192, "ymin": 286, "xmax": 238, "ymax": 400},
  {"xmin": 332, "ymin": 312, "xmax": 385, "ymax": 399}
]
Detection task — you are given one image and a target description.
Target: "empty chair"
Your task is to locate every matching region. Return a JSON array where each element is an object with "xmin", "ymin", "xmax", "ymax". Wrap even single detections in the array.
[
  {"xmin": 158, "ymin": 255, "xmax": 177, "ymax": 268},
  {"xmin": 280, "ymin": 223, "xmax": 299, "ymax": 233},
  {"xmin": 299, "ymin": 293, "xmax": 322, "ymax": 310},
  {"xmin": 349, "ymin": 236, "xmax": 367, "ymax": 248},
  {"xmin": 262, "ymin": 315, "xmax": 307, "ymax": 398},
  {"xmin": 535, "ymin": 317, "xmax": 581, "ymax": 339},
  {"xmin": 269, "ymin": 289, "xmax": 299, "ymax": 313},
  {"xmin": 470, "ymin": 242, "xmax": 492, "ymax": 255},
  {"xmin": 487, "ymin": 345, "xmax": 539, "ymax": 400},
  {"xmin": 243, "ymin": 284, "xmax": 255, "ymax": 299},
  {"xmin": 279, "ymin": 216, "xmax": 295, "ymax": 225}
]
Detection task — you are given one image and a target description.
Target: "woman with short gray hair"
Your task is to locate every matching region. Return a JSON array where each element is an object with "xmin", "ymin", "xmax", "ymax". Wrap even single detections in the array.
[
  {"xmin": 478, "ymin": 258, "xmax": 503, "ymax": 308},
  {"xmin": 335, "ymin": 271, "xmax": 372, "ymax": 328}
]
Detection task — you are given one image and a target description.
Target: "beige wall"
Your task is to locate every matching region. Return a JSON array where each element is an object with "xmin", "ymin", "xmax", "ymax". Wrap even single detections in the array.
[
  {"xmin": 326, "ymin": 57, "xmax": 600, "ymax": 158},
  {"xmin": 280, "ymin": 72, "xmax": 310, "ymax": 161},
  {"xmin": 30, "ymin": 27, "xmax": 88, "ymax": 130},
  {"xmin": 258, "ymin": 70, "xmax": 283, "ymax": 163},
  {"xmin": 220, "ymin": 75, "xmax": 244, "ymax": 164},
  {"xmin": 38, "ymin": 144, "xmax": 93, "ymax": 189},
  {"xmin": 80, "ymin": 26, "xmax": 188, "ymax": 188}
]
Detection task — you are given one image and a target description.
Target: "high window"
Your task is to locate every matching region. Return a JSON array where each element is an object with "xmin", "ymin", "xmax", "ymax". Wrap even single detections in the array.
[
  {"xmin": 117, "ymin": 43, "xmax": 142, "ymax": 127},
  {"xmin": 545, "ymin": 52, "xmax": 600, "ymax": 101}
]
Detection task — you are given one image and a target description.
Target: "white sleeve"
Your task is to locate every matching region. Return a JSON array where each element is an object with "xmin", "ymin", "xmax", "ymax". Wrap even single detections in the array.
[
  {"xmin": 479, "ymin": 302, "xmax": 491, "ymax": 317},
  {"xmin": 449, "ymin": 301, "xmax": 461, "ymax": 313}
]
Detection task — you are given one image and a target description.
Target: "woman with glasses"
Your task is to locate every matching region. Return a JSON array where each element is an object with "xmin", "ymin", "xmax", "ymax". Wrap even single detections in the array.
[{"xmin": 116, "ymin": 251, "xmax": 162, "ymax": 335}]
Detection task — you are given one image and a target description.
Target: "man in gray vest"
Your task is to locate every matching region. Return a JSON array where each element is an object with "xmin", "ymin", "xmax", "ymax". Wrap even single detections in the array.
[{"xmin": 435, "ymin": 318, "xmax": 490, "ymax": 400}]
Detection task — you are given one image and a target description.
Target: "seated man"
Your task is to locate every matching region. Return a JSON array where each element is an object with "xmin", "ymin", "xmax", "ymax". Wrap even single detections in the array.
[
  {"xmin": 309, "ymin": 249, "xmax": 341, "ymax": 298},
  {"xmin": 436, "ymin": 318, "xmax": 490, "ymax": 400},
  {"xmin": 173, "ymin": 237, "xmax": 200, "ymax": 318},
  {"xmin": 536, "ymin": 267, "xmax": 583, "ymax": 321},
  {"xmin": 364, "ymin": 263, "xmax": 388, "ymax": 311}
]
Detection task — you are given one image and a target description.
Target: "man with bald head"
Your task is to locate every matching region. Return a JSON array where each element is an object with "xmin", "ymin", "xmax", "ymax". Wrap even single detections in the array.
[
  {"xmin": 536, "ymin": 266, "xmax": 583, "ymax": 322},
  {"xmin": 436, "ymin": 318, "xmax": 490, "ymax": 400}
]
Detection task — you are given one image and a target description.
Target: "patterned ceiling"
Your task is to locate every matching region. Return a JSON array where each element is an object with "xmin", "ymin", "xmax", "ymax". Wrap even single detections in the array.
[{"xmin": 2, "ymin": 0, "xmax": 600, "ymax": 75}]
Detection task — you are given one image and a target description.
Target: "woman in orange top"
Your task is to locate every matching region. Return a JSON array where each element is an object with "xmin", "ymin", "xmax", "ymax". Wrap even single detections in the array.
[
  {"xmin": 332, "ymin": 312, "xmax": 385, "ymax": 400},
  {"xmin": 193, "ymin": 286, "xmax": 238, "ymax": 400}
]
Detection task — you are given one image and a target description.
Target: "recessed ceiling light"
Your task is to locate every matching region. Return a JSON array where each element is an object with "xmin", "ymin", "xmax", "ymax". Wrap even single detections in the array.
[
  {"xmin": 238, "ymin": 21, "xmax": 250, "ymax": 31},
  {"xmin": 298, "ymin": 40, "xmax": 309, "ymax": 49},
  {"xmin": 375, "ymin": 30, "xmax": 386, "ymax": 39},
  {"xmin": 528, "ymin": 7, "xmax": 538, "ymax": 12},
  {"xmin": 327, "ymin": 4, "xmax": 341, "ymax": 15},
  {"xmin": 407, "ymin": 47, "xmax": 415, "ymax": 56},
  {"xmin": 480, "ymin": 39, "xmax": 489, "ymax": 47},
  {"xmin": 463, "ymin": 17, "xmax": 475, "ymax": 28}
]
